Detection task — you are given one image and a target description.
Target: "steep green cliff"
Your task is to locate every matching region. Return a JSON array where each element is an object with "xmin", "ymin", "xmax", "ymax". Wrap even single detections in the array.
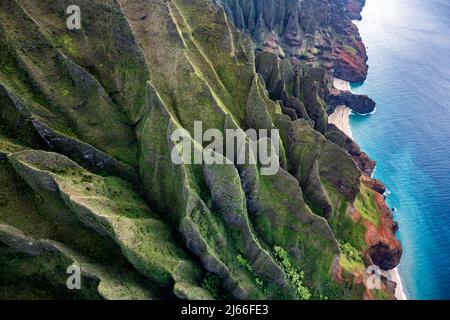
[{"xmin": 0, "ymin": 0, "xmax": 401, "ymax": 300}]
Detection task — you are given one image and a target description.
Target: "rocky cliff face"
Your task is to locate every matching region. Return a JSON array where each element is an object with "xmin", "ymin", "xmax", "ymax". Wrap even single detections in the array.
[{"xmin": 0, "ymin": 0, "xmax": 400, "ymax": 300}]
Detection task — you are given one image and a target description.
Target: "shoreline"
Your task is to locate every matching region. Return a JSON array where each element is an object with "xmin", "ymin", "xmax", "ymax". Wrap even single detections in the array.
[
  {"xmin": 329, "ymin": 78, "xmax": 353, "ymax": 139},
  {"xmin": 328, "ymin": 105, "xmax": 353, "ymax": 139},
  {"xmin": 331, "ymin": 78, "xmax": 407, "ymax": 300},
  {"xmin": 333, "ymin": 77, "xmax": 351, "ymax": 91}
]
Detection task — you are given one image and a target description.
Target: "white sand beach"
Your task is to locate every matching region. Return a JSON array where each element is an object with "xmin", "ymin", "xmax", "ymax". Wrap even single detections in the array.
[
  {"xmin": 328, "ymin": 105, "xmax": 353, "ymax": 139},
  {"xmin": 388, "ymin": 268, "xmax": 407, "ymax": 300},
  {"xmin": 333, "ymin": 77, "xmax": 351, "ymax": 91}
]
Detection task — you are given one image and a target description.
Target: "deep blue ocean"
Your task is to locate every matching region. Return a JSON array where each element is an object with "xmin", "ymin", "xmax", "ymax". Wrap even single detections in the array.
[{"xmin": 351, "ymin": 0, "xmax": 450, "ymax": 299}]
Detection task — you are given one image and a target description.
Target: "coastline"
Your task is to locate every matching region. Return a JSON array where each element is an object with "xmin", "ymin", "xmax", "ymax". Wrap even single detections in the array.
[
  {"xmin": 329, "ymin": 78, "xmax": 353, "ymax": 139},
  {"xmin": 333, "ymin": 77, "xmax": 351, "ymax": 92},
  {"xmin": 330, "ymin": 78, "xmax": 407, "ymax": 300}
]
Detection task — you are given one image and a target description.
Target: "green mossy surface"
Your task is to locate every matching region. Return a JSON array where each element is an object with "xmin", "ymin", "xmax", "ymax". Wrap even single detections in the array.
[
  {"xmin": 354, "ymin": 184, "xmax": 381, "ymax": 227},
  {"xmin": 324, "ymin": 179, "xmax": 367, "ymax": 252},
  {"xmin": 0, "ymin": 161, "xmax": 58, "ymax": 240},
  {"xmin": 0, "ymin": 0, "xmax": 392, "ymax": 300},
  {"xmin": 0, "ymin": 244, "xmax": 101, "ymax": 300},
  {"xmin": 8, "ymin": 149, "xmax": 208, "ymax": 298}
]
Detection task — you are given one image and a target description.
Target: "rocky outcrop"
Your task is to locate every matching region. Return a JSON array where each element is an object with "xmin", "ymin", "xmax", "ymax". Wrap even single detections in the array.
[
  {"xmin": 0, "ymin": 224, "xmax": 158, "ymax": 299},
  {"xmin": 367, "ymin": 243, "xmax": 402, "ymax": 271},
  {"xmin": 255, "ymin": 52, "xmax": 329, "ymax": 132},
  {"xmin": 326, "ymin": 124, "xmax": 376, "ymax": 176},
  {"xmin": 327, "ymin": 89, "xmax": 376, "ymax": 114},
  {"xmin": 344, "ymin": 0, "xmax": 366, "ymax": 20},
  {"xmin": 363, "ymin": 189, "xmax": 402, "ymax": 270}
]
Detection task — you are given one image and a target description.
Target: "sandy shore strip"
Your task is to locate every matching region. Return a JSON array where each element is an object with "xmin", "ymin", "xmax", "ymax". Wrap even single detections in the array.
[
  {"xmin": 328, "ymin": 105, "xmax": 353, "ymax": 139},
  {"xmin": 388, "ymin": 268, "xmax": 407, "ymax": 300},
  {"xmin": 333, "ymin": 77, "xmax": 351, "ymax": 91}
]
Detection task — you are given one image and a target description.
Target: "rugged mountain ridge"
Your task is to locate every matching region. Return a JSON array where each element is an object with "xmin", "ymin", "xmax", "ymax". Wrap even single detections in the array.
[{"xmin": 0, "ymin": 0, "xmax": 401, "ymax": 300}]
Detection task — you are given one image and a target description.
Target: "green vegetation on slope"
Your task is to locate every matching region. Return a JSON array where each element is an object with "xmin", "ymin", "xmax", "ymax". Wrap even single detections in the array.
[{"xmin": 0, "ymin": 0, "xmax": 398, "ymax": 300}]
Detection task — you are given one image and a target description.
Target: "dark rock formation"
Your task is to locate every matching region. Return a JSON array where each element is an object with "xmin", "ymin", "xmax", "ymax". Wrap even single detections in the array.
[
  {"xmin": 327, "ymin": 89, "xmax": 376, "ymax": 114},
  {"xmin": 367, "ymin": 242, "xmax": 402, "ymax": 271},
  {"xmin": 363, "ymin": 176, "xmax": 387, "ymax": 195},
  {"xmin": 363, "ymin": 189, "xmax": 403, "ymax": 271}
]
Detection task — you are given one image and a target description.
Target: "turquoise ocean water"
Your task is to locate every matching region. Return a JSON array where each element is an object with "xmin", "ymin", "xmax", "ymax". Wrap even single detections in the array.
[{"xmin": 350, "ymin": 0, "xmax": 450, "ymax": 299}]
